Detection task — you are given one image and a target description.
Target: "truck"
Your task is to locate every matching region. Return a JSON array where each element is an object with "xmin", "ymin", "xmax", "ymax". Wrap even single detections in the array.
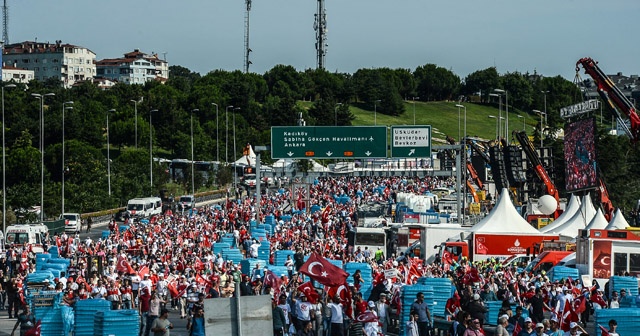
[
  {"xmin": 399, "ymin": 223, "xmax": 468, "ymax": 264},
  {"xmin": 5, "ymin": 223, "xmax": 48, "ymax": 253},
  {"xmin": 576, "ymin": 228, "xmax": 640, "ymax": 288},
  {"xmin": 436, "ymin": 232, "xmax": 562, "ymax": 263},
  {"xmin": 523, "ymin": 250, "xmax": 574, "ymax": 274}
]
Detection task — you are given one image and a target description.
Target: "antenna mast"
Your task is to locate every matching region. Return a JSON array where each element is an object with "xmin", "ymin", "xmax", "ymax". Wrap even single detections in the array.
[
  {"xmin": 314, "ymin": 0, "xmax": 327, "ymax": 69},
  {"xmin": 2, "ymin": 0, "xmax": 8, "ymax": 45},
  {"xmin": 244, "ymin": 0, "xmax": 252, "ymax": 73}
]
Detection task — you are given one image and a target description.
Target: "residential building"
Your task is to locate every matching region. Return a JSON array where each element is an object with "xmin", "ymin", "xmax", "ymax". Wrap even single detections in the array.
[
  {"xmin": 2, "ymin": 40, "xmax": 96, "ymax": 88},
  {"xmin": 2, "ymin": 65, "xmax": 34, "ymax": 84},
  {"xmin": 96, "ymin": 49, "xmax": 168, "ymax": 84}
]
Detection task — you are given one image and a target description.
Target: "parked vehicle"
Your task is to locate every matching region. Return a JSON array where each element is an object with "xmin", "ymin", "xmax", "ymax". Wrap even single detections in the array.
[
  {"xmin": 179, "ymin": 195, "xmax": 196, "ymax": 211},
  {"xmin": 5, "ymin": 224, "xmax": 48, "ymax": 253},
  {"xmin": 524, "ymin": 250, "xmax": 574, "ymax": 274},
  {"xmin": 60, "ymin": 213, "xmax": 82, "ymax": 233}
]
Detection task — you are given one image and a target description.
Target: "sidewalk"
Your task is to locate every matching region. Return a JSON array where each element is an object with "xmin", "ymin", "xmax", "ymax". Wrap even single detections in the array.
[{"xmin": 0, "ymin": 314, "xmax": 16, "ymax": 336}]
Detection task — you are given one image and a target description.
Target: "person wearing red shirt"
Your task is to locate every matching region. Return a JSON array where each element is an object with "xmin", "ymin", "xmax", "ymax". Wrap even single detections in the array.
[{"xmin": 139, "ymin": 287, "xmax": 152, "ymax": 336}]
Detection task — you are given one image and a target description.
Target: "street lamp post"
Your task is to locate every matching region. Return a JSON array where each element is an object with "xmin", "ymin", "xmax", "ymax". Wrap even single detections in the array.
[
  {"xmin": 191, "ymin": 109, "xmax": 199, "ymax": 195},
  {"xmin": 374, "ymin": 100, "xmax": 381, "ymax": 126},
  {"xmin": 225, "ymin": 105, "xmax": 233, "ymax": 162},
  {"xmin": 233, "ymin": 107, "xmax": 241, "ymax": 191},
  {"xmin": 541, "ymin": 90, "xmax": 549, "ymax": 125},
  {"xmin": 149, "ymin": 109, "xmax": 158, "ymax": 190},
  {"xmin": 130, "ymin": 99, "xmax": 141, "ymax": 149},
  {"xmin": 334, "ymin": 103, "xmax": 342, "ymax": 126},
  {"xmin": 412, "ymin": 97, "xmax": 419, "ymax": 125},
  {"xmin": 212, "ymin": 103, "xmax": 219, "ymax": 163},
  {"xmin": 495, "ymin": 89, "xmax": 508, "ymax": 140},
  {"xmin": 488, "ymin": 115, "xmax": 498, "ymax": 140},
  {"xmin": 533, "ymin": 110, "xmax": 545, "ymax": 148},
  {"xmin": 61, "ymin": 101, "xmax": 73, "ymax": 214},
  {"xmin": 2, "ymin": 84, "xmax": 16, "ymax": 232},
  {"xmin": 517, "ymin": 115, "xmax": 525, "ymax": 132},
  {"xmin": 32, "ymin": 92, "xmax": 55, "ymax": 222},
  {"xmin": 106, "ymin": 109, "xmax": 116, "ymax": 196},
  {"xmin": 455, "ymin": 104, "xmax": 467, "ymax": 142}
]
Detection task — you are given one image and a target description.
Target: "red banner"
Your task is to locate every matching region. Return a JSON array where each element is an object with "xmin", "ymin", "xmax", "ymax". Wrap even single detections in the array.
[
  {"xmin": 473, "ymin": 234, "xmax": 558, "ymax": 256},
  {"xmin": 592, "ymin": 240, "xmax": 612, "ymax": 279}
]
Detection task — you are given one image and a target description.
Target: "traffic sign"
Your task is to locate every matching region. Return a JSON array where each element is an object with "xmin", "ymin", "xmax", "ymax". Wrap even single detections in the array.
[
  {"xmin": 390, "ymin": 126, "xmax": 431, "ymax": 158},
  {"xmin": 271, "ymin": 126, "xmax": 387, "ymax": 159}
]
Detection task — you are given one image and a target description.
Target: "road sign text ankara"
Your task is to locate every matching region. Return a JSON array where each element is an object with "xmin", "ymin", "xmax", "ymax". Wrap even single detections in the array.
[
  {"xmin": 271, "ymin": 126, "xmax": 387, "ymax": 159},
  {"xmin": 390, "ymin": 126, "xmax": 431, "ymax": 158}
]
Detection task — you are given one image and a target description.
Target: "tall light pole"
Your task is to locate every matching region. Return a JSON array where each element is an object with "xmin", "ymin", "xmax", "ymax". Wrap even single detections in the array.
[
  {"xmin": 233, "ymin": 107, "xmax": 241, "ymax": 191},
  {"xmin": 334, "ymin": 103, "xmax": 342, "ymax": 126},
  {"xmin": 412, "ymin": 97, "xmax": 419, "ymax": 125},
  {"xmin": 61, "ymin": 101, "xmax": 73, "ymax": 214},
  {"xmin": 149, "ymin": 109, "xmax": 158, "ymax": 190},
  {"xmin": 106, "ymin": 109, "xmax": 115, "ymax": 196},
  {"xmin": 373, "ymin": 100, "xmax": 381, "ymax": 126},
  {"xmin": 130, "ymin": 99, "xmax": 140, "ymax": 149},
  {"xmin": 495, "ymin": 89, "xmax": 508, "ymax": 140},
  {"xmin": 533, "ymin": 109, "xmax": 545, "ymax": 148},
  {"xmin": 517, "ymin": 115, "xmax": 525, "ymax": 132},
  {"xmin": 456, "ymin": 104, "xmax": 462, "ymax": 142},
  {"xmin": 490, "ymin": 92, "xmax": 503, "ymax": 141},
  {"xmin": 212, "ymin": 103, "xmax": 219, "ymax": 163},
  {"xmin": 541, "ymin": 90, "xmax": 549, "ymax": 125},
  {"xmin": 455, "ymin": 104, "xmax": 467, "ymax": 142},
  {"xmin": 2, "ymin": 83, "xmax": 16, "ymax": 232},
  {"xmin": 225, "ymin": 105, "xmax": 233, "ymax": 162},
  {"xmin": 191, "ymin": 108, "xmax": 199, "ymax": 195},
  {"xmin": 32, "ymin": 92, "xmax": 55, "ymax": 222},
  {"xmin": 488, "ymin": 115, "xmax": 498, "ymax": 140}
]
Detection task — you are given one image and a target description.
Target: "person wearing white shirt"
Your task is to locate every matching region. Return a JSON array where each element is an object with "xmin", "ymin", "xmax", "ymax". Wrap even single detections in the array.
[
  {"xmin": 327, "ymin": 296, "xmax": 344, "ymax": 336},
  {"xmin": 140, "ymin": 274, "xmax": 153, "ymax": 291},
  {"xmin": 376, "ymin": 294, "xmax": 390, "ymax": 334}
]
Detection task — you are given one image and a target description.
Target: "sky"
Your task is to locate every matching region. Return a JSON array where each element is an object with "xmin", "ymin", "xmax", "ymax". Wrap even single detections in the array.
[{"xmin": 9, "ymin": 0, "xmax": 640, "ymax": 80}]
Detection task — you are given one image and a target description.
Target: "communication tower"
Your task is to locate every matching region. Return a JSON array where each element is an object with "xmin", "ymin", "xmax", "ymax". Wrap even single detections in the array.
[
  {"xmin": 244, "ymin": 0, "xmax": 252, "ymax": 73},
  {"xmin": 314, "ymin": 0, "xmax": 327, "ymax": 69},
  {"xmin": 2, "ymin": 0, "xmax": 8, "ymax": 44}
]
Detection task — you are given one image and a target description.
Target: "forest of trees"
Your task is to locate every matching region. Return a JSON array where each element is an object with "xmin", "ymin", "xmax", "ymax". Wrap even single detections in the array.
[{"xmin": 2, "ymin": 63, "xmax": 639, "ymax": 221}]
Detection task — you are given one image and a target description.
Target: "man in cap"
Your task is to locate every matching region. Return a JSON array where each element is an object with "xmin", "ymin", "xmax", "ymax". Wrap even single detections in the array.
[
  {"xmin": 547, "ymin": 316, "xmax": 562, "ymax": 336},
  {"xmin": 517, "ymin": 317, "xmax": 535, "ymax": 336},
  {"xmin": 376, "ymin": 293, "xmax": 390, "ymax": 334},
  {"xmin": 566, "ymin": 321, "xmax": 588, "ymax": 335}
]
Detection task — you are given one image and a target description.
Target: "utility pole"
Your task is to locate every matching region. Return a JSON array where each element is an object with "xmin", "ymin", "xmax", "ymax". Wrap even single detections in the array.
[{"xmin": 244, "ymin": 0, "xmax": 252, "ymax": 73}]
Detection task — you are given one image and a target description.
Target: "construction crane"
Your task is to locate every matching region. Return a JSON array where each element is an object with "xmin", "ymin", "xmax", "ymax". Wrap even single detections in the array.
[
  {"xmin": 314, "ymin": 0, "xmax": 327, "ymax": 69},
  {"xmin": 244, "ymin": 0, "xmax": 252, "ymax": 73}
]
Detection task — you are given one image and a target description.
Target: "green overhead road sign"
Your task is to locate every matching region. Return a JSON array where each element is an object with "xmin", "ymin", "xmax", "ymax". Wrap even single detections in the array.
[
  {"xmin": 390, "ymin": 125, "xmax": 432, "ymax": 158},
  {"xmin": 271, "ymin": 126, "xmax": 387, "ymax": 159}
]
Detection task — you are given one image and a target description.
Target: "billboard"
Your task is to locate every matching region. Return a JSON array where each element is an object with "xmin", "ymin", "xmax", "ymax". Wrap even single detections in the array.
[
  {"xmin": 473, "ymin": 233, "xmax": 559, "ymax": 257},
  {"xmin": 564, "ymin": 118, "xmax": 598, "ymax": 192}
]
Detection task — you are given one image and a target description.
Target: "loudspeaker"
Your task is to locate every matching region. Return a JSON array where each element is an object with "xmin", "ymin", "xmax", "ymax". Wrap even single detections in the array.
[
  {"xmin": 489, "ymin": 146, "xmax": 509, "ymax": 191},
  {"xmin": 504, "ymin": 146, "xmax": 527, "ymax": 184}
]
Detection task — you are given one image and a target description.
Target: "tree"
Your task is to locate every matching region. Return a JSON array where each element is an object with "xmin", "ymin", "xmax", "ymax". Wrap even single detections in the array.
[
  {"xmin": 414, "ymin": 64, "xmax": 460, "ymax": 101},
  {"xmin": 462, "ymin": 67, "xmax": 500, "ymax": 101}
]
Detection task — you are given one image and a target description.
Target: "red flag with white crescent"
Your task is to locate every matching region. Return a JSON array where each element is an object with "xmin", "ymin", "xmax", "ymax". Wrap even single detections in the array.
[
  {"xmin": 299, "ymin": 252, "xmax": 348, "ymax": 287},
  {"xmin": 297, "ymin": 281, "xmax": 320, "ymax": 304},
  {"xmin": 24, "ymin": 320, "xmax": 41, "ymax": 336},
  {"xmin": 327, "ymin": 282, "xmax": 352, "ymax": 318},
  {"xmin": 321, "ymin": 204, "xmax": 331, "ymax": 224},
  {"xmin": 116, "ymin": 255, "xmax": 135, "ymax": 274},
  {"xmin": 355, "ymin": 311, "xmax": 378, "ymax": 323},
  {"xmin": 138, "ymin": 265, "xmax": 150, "ymax": 278}
]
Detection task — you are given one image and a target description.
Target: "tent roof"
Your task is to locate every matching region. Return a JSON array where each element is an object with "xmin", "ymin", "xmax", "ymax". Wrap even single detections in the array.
[
  {"xmin": 551, "ymin": 194, "xmax": 597, "ymax": 238},
  {"xmin": 470, "ymin": 188, "xmax": 540, "ymax": 234},
  {"xmin": 233, "ymin": 144, "xmax": 257, "ymax": 166},
  {"xmin": 585, "ymin": 209, "xmax": 609, "ymax": 230},
  {"xmin": 605, "ymin": 209, "xmax": 630, "ymax": 230},
  {"xmin": 541, "ymin": 194, "xmax": 581, "ymax": 233}
]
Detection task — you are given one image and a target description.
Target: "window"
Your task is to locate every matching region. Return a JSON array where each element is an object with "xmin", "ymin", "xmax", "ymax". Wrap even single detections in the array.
[
  {"xmin": 630, "ymin": 253, "xmax": 640, "ymax": 276},
  {"xmin": 42, "ymin": 59, "xmax": 47, "ymax": 64},
  {"xmin": 22, "ymin": 59, "xmax": 29, "ymax": 63},
  {"xmin": 34, "ymin": 67, "xmax": 39, "ymax": 71},
  {"xmin": 613, "ymin": 252, "xmax": 627, "ymax": 275},
  {"xmin": 43, "ymin": 67, "xmax": 47, "ymax": 71}
]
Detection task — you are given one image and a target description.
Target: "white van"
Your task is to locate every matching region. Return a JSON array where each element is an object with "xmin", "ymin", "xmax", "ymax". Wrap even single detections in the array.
[
  {"xmin": 60, "ymin": 213, "xmax": 82, "ymax": 233},
  {"xmin": 126, "ymin": 197, "xmax": 163, "ymax": 218},
  {"xmin": 5, "ymin": 224, "xmax": 48, "ymax": 253}
]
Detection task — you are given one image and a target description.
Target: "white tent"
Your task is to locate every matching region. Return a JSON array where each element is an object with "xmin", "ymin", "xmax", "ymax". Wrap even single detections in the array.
[
  {"xmin": 541, "ymin": 194, "xmax": 581, "ymax": 233},
  {"xmin": 470, "ymin": 188, "xmax": 540, "ymax": 234},
  {"xmin": 233, "ymin": 144, "xmax": 257, "ymax": 166},
  {"xmin": 585, "ymin": 209, "xmax": 609, "ymax": 230},
  {"xmin": 550, "ymin": 194, "xmax": 597, "ymax": 238},
  {"xmin": 309, "ymin": 159, "xmax": 327, "ymax": 172},
  {"xmin": 272, "ymin": 159, "xmax": 295, "ymax": 172},
  {"xmin": 605, "ymin": 209, "xmax": 631, "ymax": 230}
]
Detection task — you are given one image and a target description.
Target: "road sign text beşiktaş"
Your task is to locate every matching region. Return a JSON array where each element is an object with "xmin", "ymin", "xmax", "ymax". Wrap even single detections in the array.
[
  {"xmin": 390, "ymin": 126, "xmax": 431, "ymax": 158},
  {"xmin": 271, "ymin": 126, "xmax": 387, "ymax": 159}
]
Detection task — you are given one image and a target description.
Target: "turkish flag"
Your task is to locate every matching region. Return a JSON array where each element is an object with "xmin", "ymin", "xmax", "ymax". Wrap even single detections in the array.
[
  {"xmin": 116, "ymin": 255, "xmax": 135, "ymax": 274},
  {"xmin": 321, "ymin": 204, "xmax": 331, "ymax": 224},
  {"xmin": 327, "ymin": 282, "xmax": 352, "ymax": 318},
  {"xmin": 598, "ymin": 325, "xmax": 610, "ymax": 336},
  {"xmin": 24, "ymin": 320, "xmax": 41, "ymax": 336},
  {"xmin": 138, "ymin": 265, "xmax": 150, "ymax": 278},
  {"xmin": 297, "ymin": 281, "xmax": 320, "ymax": 304},
  {"xmin": 573, "ymin": 295, "xmax": 587, "ymax": 314},
  {"xmin": 560, "ymin": 299, "xmax": 579, "ymax": 332},
  {"xmin": 300, "ymin": 252, "xmax": 348, "ymax": 287},
  {"xmin": 264, "ymin": 270, "xmax": 283, "ymax": 294},
  {"xmin": 355, "ymin": 311, "xmax": 379, "ymax": 323},
  {"xmin": 167, "ymin": 280, "xmax": 180, "ymax": 298}
]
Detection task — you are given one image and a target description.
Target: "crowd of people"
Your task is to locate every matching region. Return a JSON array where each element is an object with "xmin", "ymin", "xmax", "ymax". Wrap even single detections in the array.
[{"xmin": 0, "ymin": 175, "xmax": 634, "ymax": 336}]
